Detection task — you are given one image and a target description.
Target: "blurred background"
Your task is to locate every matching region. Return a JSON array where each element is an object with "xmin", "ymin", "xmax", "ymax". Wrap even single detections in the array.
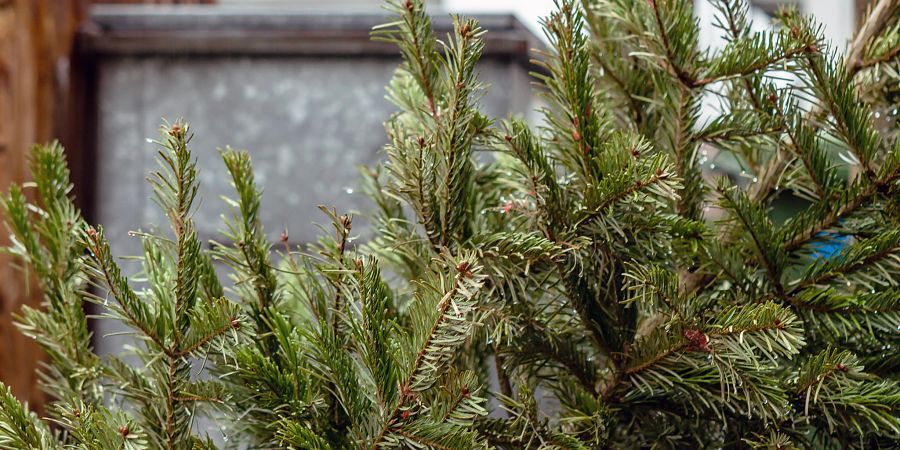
[{"xmin": 0, "ymin": 0, "xmax": 870, "ymax": 410}]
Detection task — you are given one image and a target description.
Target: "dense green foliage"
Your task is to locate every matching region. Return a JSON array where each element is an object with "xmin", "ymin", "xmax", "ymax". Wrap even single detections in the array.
[{"xmin": 1, "ymin": 0, "xmax": 899, "ymax": 448}]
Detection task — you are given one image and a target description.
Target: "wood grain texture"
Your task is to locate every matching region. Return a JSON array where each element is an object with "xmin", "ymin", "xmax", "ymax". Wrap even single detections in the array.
[{"xmin": 0, "ymin": 0, "xmax": 88, "ymax": 410}]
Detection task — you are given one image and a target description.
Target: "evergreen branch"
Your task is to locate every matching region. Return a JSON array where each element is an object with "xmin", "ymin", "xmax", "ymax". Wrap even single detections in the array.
[
  {"xmin": 369, "ymin": 255, "xmax": 485, "ymax": 449},
  {"xmin": 774, "ymin": 7, "xmax": 887, "ymax": 181},
  {"xmin": 780, "ymin": 111, "xmax": 842, "ymax": 201},
  {"xmin": 790, "ymin": 287, "xmax": 900, "ymax": 315},
  {"xmin": 791, "ymin": 288, "xmax": 900, "ymax": 341},
  {"xmin": 308, "ymin": 318, "xmax": 368, "ymax": 446},
  {"xmin": 743, "ymin": 431, "xmax": 796, "ymax": 450},
  {"xmin": 499, "ymin": 119, "xmax": 564, "ymax": 231},
  {"xmin": 384, "ymin": 125, "xmax": 443, "ymax": 250},
  {"xmin": 84, "ymin": 226, "xmax": 173, "ymax": 357},
  {"xmin": 790, "ymin": 229, "xmax": 900, "ymax": 293},
  {"xmin": 373, "ymin": 0, "xmax": 440, "ymax": 117},
  {"xmin": 794, "ymin": 349, "xmax": 900, "ymax": 435},
  {"xmin": 804, "ymin": 51, "xmax": 881, "ymax": 178},
  {"xmin": 582, "ymin": 1, "xmax": 650, "ymax": 129},
  {"xmin": 782, "ymin": 166, "xmax": 900, "ymax": 251},
  {"xmin": 149, "ymin": 122, "xmax": 203, "ymax": 347},
  {"xmin": 668, "ymin": 88, "xmax": 704, "ymax": 219},
  {"xmin": 560, "ymin": 265, "xmax": 617, "ymax": 359},
  {"xmin": 52, "ymin": 402, "xmax": 147, "ymax": 450},
  {"xmin": 535, "ymin": 0, "xmax": 604, "ymax": 176},
  {"xmin": 694, "ymin": 110, "xmax": 783, "ymax": 145},
  {"xmin": 857, "ymin": 43, "xmax": 900, "ymax": 70},
  {"xmin": 163, "ymin": 359, "xmax": 179, "ymax": 449},
  {"xmin": 746, "ymin": 145, "xmax": 790, "ymax": 204},
  {"xmin": 2, "ymin": 143, "xmax": 101, "ymax": 408},
  {"xmin": 4, "ymin": 1, "xmax": 899, "ymax": 448},
  {"xmin": 175, "ymin": 298, "xmax": 241, "ymax": 357},
  {"xmin": 648, "ymin": 0, "xmax": 698, "ymax": 88},
  {"xmin": 470, "ymin": 232, "xmax": 569, "ymax": 265},
  {"xmin": 699, "ymin": 26, "xmax": 816, "ymax": 86},
  {"xmin": 576, "ymin": 167, "xmax": 673, "ymax": 229},
  {"xmin": 710, "ymin": 0, "xmax": 749, "ymax": 41},
  {"xmin": 626, "ymin": 302, "xmax": 801, "ymax": 377},
  {"xmin": 318, "ymin": 206, "xmax": 353, "ymax": 333},
  {"xmin": 591, "ymin": 55, "xmax": 644, "ymax": 126},
  {"xmin": 391, "ymin": 427, "xmax": 461, "ymax": 450},
  {"xmin": 379, "ymin": 11, "xmax": 487, "ymax": 251},
  {"xmin": 624, "ymin": 340, "xmax": 685, "ymax": 377},
  {"xmin": 406, "ymin": 262, "xmax": 483, "ymax": 392},
  {"xmin": 434, "ymin": 16, "xmax": 485, "ymax": 247},
  {"xmin": 504, "ymin": 318, "xmax": 600, "ymax": 395},
  {"xmin": 0, "ymin": 383, "xmax": 55, "ymax": 450},
  {"xmin": 277, "ymin": 421, "xmax": 333, "ymax": 450},
  {"xmin": 173, "ymin": 381, "xmax": 228, "ymax": 405},
  {"xmin": 715, "ymin": 181, "xmax": 786, "ymax": 295},
  {"xmin": 219, "ymin": 149, "xmax": 279, "ymax": 348},
  {"xmin": 102, "ymin": 356, "xmax": 153, "ymax": 408},
  {"xmin": 623, "ymin": 263, "xmax": 686, "ymax": 322},
  {"xmin": 352, "ymin": 257, "xmax": 400, "ymax": 410},
  {"xmin": 434, "ymin": 372, "xmax": 486, "ymax": 426},
  {"xmin": 492, "ymin": 351, "xmax": 514, "ymax": 400},
  {"xmin": 846, "ymin": 0, "xmax": 898, "ymax": 77},
  {"xmin": 475, "ymin": 418, "xmax": 528, "ymax": 448}
]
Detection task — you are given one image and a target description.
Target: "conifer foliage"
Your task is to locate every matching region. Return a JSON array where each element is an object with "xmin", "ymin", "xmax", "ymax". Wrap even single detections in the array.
[{"xmin": 2, "ymin": 0, "xmax": 899, "ymax": 448}]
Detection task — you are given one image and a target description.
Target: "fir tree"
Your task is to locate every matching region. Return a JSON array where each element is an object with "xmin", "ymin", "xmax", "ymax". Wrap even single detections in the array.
[
  {"xmin": 364, "ymin": 0, "xmax": 900, "ymax": 447},
  {"xmin": 1, "ymin": 0, "xmax": 899, "ymax": 449}
]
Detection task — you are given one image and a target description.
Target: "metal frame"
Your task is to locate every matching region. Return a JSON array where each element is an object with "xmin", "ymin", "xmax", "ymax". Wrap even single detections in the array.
[{"xmin": 70, "ymin": 5, "xmax": 543, "ymax": 222}]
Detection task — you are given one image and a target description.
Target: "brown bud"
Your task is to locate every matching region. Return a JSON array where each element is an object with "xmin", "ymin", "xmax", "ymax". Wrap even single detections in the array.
[
  {"xmin": 119, "ymin": 426, "xmax": 129, "ymax": 437},
  {"xmin": 405, "ymin": 0, "xmax": 414, "ymax": 11},
  {"xmin": 461, "ymin": 386, "xmax": 470, "ymax": 398},
  {"xmin": 630, "ymin": 148, "xmax": 641, "ymax": 158},
  {"xmin": 807, "ymin": 43, "xmax": 818, "ymax": 54},
  {"xmin": 356, "ymin": 258, "xmax": 363, "ymax": 271},
  {"xmin": 230, "ymin": 317, "xmax": 241, "ymax": 330},
  {"xmin": 634, "ymin": 180, "xmax": 643, "ymax": 188},
  {"xmin": 504, "ymin": 135, "xmax": 513, "ymax": 142},
  {"xmin": 417, "ymin": 136, "xmax": 426, "ymax": 147},
  {"xmin": 168, "ymin": 123, "xmax": 183, "ymax": 138},
  {"xmin": 456, "ymin": 261, "xmax": 470, "ymax": 274},
  {"xmin": 280, "ymin": 230, "xmax": 289, "ymax": 242},
  {"xmin": 86, "ymin": 227, "xmax": 97, "ymax": 239},
  {"xmin": 835, "ymin": 363, "xmax": 848, "ymax": 372},
  {"xmin": 460, "ymin": 23, "xmax": 471, "ymax": 37},
  {"xmin": 340, "ymin": 214, "xmax": 352, "ymax": 230},
  {"xmin": 773, "ymin": 318, "xmax": 783, "ymax": 329},
  {"xmin": 237, "ymin": 240, "xmax": 245, "ymax": 249},
  {"xmin": 683, "ymin": 329, "xmax": 711, "ymax": 353},
  {"xmin": 572, "ymin": 129, "xmax": 581, "ymax": 142},
  {"xmin": 72, "ymin": 409, "xmax": 81, "ymax": 418}
]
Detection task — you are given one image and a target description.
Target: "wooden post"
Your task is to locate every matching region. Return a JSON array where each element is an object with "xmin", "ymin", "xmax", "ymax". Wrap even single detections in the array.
[{"xmin": 0, "ymin": 0, "xmax": 87, "ymax": 409}]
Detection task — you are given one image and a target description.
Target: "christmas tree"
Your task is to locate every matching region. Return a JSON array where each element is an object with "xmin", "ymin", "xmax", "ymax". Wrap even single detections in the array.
[{"xmin": 2, "ymin": 0, "xmax": 899, "ymax": 448}]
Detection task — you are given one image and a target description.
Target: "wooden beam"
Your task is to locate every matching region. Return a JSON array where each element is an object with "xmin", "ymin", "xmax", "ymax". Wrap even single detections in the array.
[{"xmin": 0, "ymin": 0, "xmax": 87, "ymax": 410}]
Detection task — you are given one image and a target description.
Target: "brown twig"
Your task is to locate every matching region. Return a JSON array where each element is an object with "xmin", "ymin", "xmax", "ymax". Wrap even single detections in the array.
[{"xmin": 846, "ymin": 0, "xmax": 898, "ymax": 78}]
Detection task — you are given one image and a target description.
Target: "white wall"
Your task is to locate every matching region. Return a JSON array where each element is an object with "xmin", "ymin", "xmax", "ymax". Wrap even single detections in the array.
[
  {"xmin": 445, "ymin": 0, "xmax": 555, "ymax": 37},
  {"xmin": 448, "ymin": 0, "xmax": 857, "ymax": 51}
]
